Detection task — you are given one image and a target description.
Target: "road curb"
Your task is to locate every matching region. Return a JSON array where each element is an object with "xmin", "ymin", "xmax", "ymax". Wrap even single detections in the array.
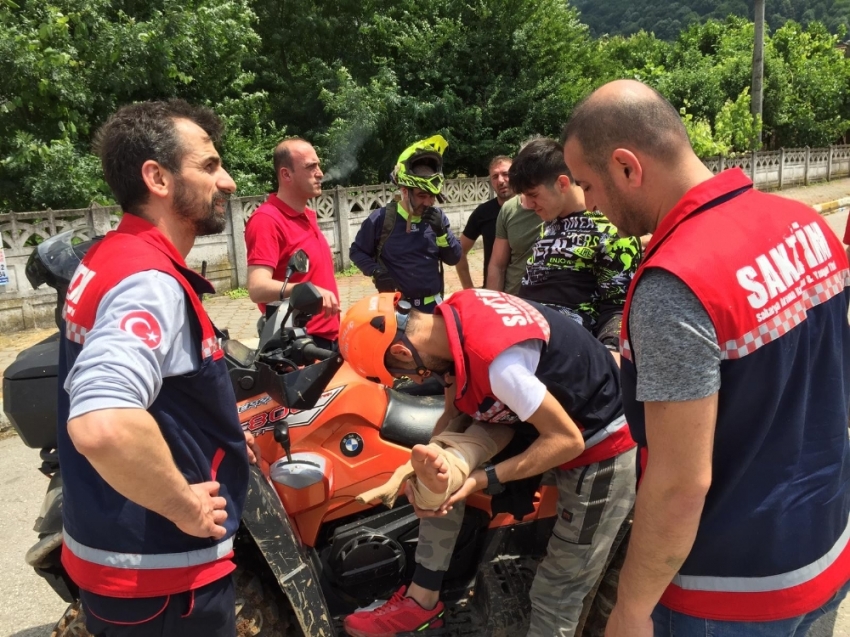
[{"xmin": 813, "ymin": 197, "xmax": 850, "ymax": 215}]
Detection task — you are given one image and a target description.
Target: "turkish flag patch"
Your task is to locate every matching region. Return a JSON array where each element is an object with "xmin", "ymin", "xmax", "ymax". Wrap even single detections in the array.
[{"xmin": 119, "ymin": 310, "xmax": 163, "ymax": 349}]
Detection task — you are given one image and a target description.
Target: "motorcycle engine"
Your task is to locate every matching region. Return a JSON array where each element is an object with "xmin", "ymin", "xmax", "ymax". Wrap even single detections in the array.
[{"xmin": 327, "ymin": 528, "xmax": 407, "ymax": 602}]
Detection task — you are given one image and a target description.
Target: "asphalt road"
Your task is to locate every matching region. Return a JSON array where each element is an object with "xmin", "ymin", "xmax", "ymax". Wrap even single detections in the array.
[
  {"xmin": 0, "ymin": 437, "xmax": 71, "ymax": 637},
  {"xmin": 1, "ymin": 208, "xmax": 849, "ymax": 637}
]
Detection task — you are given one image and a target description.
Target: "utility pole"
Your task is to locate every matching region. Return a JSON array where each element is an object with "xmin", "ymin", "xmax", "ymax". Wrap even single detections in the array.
[{"xmin": 751, "ymin": 0, "xmax": 765, "ymax": 149}]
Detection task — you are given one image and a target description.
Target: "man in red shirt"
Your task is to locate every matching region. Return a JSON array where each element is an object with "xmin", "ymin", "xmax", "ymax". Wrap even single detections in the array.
[{"xmin": 245, "ymin": 138, "xmax": 340, "ymax": 347}]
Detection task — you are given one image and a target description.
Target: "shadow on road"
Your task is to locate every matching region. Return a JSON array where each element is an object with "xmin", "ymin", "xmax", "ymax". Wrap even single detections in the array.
[{"xmin": 9, "ymin": 623, "xmax": 54, "ymax": 637}]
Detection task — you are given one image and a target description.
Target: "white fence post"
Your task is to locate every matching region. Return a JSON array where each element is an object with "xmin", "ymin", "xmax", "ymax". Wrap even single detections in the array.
[
  {"xmin": 751, "ymin": 150, "xmax": 758, "ymax": 183},
  {"xmin": 336, "ymin": 186, "xmax": 351, "ymax": 270},
  {"xmin": 804, "ymin": 147, "xmax": 811, "ymax": 186},
  {"xmin": 230, "ymin": 198, "xmax": 248, "ymax": 288},
  {"xmin": 827, "ymin": 145, "xmax": 834, "ymax": 182},
  {"xmin": 778, "ymin": 148, "xmax": 785, "ymax": 189}
]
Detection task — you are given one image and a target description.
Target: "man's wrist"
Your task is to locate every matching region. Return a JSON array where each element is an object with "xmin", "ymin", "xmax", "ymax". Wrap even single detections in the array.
[{"xmin": 471, "ymin": 468, "xmax": 488, "ymax": 492}]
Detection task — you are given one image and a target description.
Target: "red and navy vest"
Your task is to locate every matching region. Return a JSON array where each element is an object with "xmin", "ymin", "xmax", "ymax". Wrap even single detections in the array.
[
  {"xmin": 621, "ymin": 169, "xmax": 850, "ymax": 621},
  {"xmin": 437, "ymin": 289, "xmax": 633, "ymax": 468},
  {"xmin": 57, "ymin": 214, "xmax": 249, "ymax": 597}
]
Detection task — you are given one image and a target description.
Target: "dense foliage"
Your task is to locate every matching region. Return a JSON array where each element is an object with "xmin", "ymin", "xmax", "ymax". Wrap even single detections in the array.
[
  {"xmin": 574, "ymin": 0, "xmax": 850, "ymax": 41},
  {"xmin": 2, "ymin": 0, "xmax": 849, "ymax": 212}
]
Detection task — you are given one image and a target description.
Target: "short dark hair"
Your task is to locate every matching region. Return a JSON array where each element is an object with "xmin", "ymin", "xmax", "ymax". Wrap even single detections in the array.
[
  {"xmin": 94, "ymin": 99, "xmax": 222, "ymax": 215},
  {"xmin": 488, "ymin": 155, "xmax": 512, "ymax": 171},
  {"xmin": 562, "ymin": 84, "xmax": 690, "ymax": 174},
  {"xmin": 508, "ymin": 138, "xmax": 571, "ymax": 194},
  {"xmin": 273, "ymin": 137, "xmax": 307, "ymax": 177}
]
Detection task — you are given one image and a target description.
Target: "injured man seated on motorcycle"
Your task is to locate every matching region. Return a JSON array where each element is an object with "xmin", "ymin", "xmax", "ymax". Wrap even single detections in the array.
[{"xmin": 356, "ymin": 414, "xmax": 514, "ymax": 510}]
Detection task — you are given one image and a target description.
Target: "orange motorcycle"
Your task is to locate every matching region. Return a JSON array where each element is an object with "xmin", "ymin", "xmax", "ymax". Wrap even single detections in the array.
[{"xmin": 7, "ymin": 236, "xmax": 628, "ymax": 636}]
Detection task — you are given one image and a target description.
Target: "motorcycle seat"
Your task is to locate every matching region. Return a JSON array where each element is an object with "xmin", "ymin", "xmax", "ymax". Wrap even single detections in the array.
[{"xmin": 380, "ymin": 390, "xmax": 444, "ymax": 448}]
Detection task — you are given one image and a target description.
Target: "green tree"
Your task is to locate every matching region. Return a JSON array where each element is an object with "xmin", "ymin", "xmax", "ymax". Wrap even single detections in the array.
[{"xmin": 0, "ymin": 0, "xmax": 279, "ymax": 211}]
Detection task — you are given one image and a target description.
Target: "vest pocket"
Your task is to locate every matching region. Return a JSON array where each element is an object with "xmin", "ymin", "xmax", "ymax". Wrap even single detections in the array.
[{"xmin": 80, "ymin": 589, "xmax": 170, "ymax": 626}]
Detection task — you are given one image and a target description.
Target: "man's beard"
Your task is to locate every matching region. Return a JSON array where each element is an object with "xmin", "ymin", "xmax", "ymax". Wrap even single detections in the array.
[
  {"xmin": 173, "ymin": 176, "xmax": 229, "ymax": 236},
  {"xmin": 389, "ymin": 350, "xmax": 453, "ymax": 377},
  {"xmin": 600, "ymin": 174, "xmax": 648, "ymax": 237}
]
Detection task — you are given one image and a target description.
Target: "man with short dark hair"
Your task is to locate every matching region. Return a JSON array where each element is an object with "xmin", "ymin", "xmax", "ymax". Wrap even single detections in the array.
[
  {"xmin": 456, "ymin": 155, "xmax": 513, "ymax": 289},
  {"xmin": 564, "ymin": 79, "xmax": 850, "ymax": 637},
  {"xmin": 245, "ymin": 137, "xmax": 340, "ymax": 348},
  {"xmin": 510, "ymin": 137, "xmax": 640, "ymax": 354},
  {"xmin": 339, "ymin": 289, "xmax": 636, "ymax": 637},
  {"xmin": 350, "ymin": 135, "xmax": 462, "ymax": 314},
  {"xmin": 59, "ymin": 99, "xmax": 254, "ymax": 636}
]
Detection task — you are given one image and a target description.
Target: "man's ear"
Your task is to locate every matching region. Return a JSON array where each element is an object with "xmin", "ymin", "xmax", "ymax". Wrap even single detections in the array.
[
  {"xmin": 555, "ymin": 174, "xmax": 572, "ymax": 192},
  {"xmin": 388, "ymin": 342, "xmax": 413, "ymax": 362},
  {"xmin": 611, "ymin": 149, "xmax": 643, "ymax": 188},
  {"xmin": 141, "ymin": 160, "xmax": 171, "ymax": 200}
]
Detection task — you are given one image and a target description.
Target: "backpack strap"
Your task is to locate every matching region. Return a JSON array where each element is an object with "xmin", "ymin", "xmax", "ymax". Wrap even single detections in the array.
[{"xmin": 376, "ymin": 201, "xmax": 398, "ymax": 268}]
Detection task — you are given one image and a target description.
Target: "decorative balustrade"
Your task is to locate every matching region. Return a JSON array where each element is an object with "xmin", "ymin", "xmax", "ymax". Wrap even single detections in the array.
[{"xmin": 0, "ymin": 145, "xmax": 847, "ymax": 332}]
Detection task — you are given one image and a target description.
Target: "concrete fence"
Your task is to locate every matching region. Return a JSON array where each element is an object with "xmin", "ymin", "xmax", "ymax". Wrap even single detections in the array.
[{"xmin": 1, "ymin": 144, "xmax": 849, "ymax": 333}]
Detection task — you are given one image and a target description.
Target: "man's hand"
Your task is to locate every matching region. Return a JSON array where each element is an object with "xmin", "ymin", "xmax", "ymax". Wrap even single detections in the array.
[
  {"xmin": 605, "ymin": 605, "xmax": 653, "ymax": 637},
  {"xmin": 421, "ymin": 207, "xmax": 446, "ymax": 237},
  {"xmin": 245, "ymin": 430, "xmax": 260, "ymax": 465},
  {"xmin": 175, "ymin": 481, "xmax": 228, "ymax": 540},
  {"xmin": 315, "ymin": 285, "xmax": 340, "ymax": 318},
  {"xmin": 441, "ymin": 469, "xmax": 487, "ymax": 512},
  {"xmin": 404, "ymin": 481, "xmax": 450, "ymax": 518},
  {"xmin": 372, "ymin": 266, "xmax": 399, "ymax": 293}
]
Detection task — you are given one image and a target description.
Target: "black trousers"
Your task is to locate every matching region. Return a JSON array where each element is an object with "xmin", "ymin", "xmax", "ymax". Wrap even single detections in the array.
[{"xmin": 80, "ymin": 575, "xmax": 235, "ymax": 637}]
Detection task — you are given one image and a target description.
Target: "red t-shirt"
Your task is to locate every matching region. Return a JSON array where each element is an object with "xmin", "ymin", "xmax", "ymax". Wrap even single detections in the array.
[{"xmin": 244, "ymin": 194, "xmax": 340, "ymax": 341}]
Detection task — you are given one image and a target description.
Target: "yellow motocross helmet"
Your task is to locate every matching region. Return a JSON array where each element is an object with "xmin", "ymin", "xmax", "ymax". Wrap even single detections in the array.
[{"xmin": 391, "ymin": 134, "xmax": 449, "ymax": 199}]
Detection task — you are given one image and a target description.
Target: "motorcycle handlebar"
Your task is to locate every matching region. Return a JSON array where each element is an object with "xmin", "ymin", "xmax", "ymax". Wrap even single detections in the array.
[{"xmin": 302, "ymin": 343, "xmax": 337, "ymax": 362}]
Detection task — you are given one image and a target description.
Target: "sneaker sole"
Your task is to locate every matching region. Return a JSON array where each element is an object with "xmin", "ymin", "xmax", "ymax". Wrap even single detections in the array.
[{"xmin": 343, "ymin": 618, "xmax": 445, "ymax": 637}]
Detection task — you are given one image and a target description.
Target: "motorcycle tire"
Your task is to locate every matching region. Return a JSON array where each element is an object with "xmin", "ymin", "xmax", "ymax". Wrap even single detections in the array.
[{"xmin": 48, "ymin": 565, "xmax": 300, "ymax": 637}]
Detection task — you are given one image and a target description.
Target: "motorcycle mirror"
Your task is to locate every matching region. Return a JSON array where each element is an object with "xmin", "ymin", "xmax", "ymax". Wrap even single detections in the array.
[
  {"xmin": 288, "ymin": 249, "xmax": 310, "ymax": 275},
  {"xmin": 289, "ymin": 282, "xmax": 323, "ymax": 316}
]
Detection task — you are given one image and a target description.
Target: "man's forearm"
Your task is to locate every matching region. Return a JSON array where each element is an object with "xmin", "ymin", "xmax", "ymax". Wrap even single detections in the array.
[
  {"xmin": 68, "ymin": 408, "xmax": 200, "ymax": 526},
  {"xmin": 615, "ymin": 465, "xmax": 707, "ymax": 617},
  {"xmin": 493, "ymin": 432, "xmax": 579, "ymax": 483},
  {"xmin": 492, "ymin": 394, "xmax": 584, "ymax": 482},
  {"xmin": 456, "ymin": 254, "xmax": 475, "ymax": 289},
  {"xmin": 486, "ymin": 265, "xmax": 505, "ymax": 291},
  {"xmin": 248, "ymin": 276, "xmax": 299, "ymax": 305}
]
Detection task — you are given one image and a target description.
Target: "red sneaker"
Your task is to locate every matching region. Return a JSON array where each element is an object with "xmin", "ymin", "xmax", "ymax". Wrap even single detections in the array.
[{"xmin": 343, "ymin": 586, "xmax": 445, "ymax": 637}]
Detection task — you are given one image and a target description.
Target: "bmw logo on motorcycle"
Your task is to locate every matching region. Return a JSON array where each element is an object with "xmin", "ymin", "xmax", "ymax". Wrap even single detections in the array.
[{"xmin": 340, "ymin": 432, "xmax": 364, "ymax": 457}]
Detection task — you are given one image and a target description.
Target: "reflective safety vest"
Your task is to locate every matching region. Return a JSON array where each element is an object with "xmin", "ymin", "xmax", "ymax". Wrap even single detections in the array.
[
  {"xmin": 58, "ymin": 214, "xmax": 249, "ymax": 597},
  {"xmin": 438, "ymin": 289, "xmax": 633, "ymax": 468},
  {"xmin": 621, "ymin": 168, "xmax": 850, "ymax": 621}
]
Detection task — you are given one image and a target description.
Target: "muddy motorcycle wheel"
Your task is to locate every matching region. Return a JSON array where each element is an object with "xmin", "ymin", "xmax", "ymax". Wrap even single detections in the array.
[{"xmin": 49, "ymin": 565, "xmax": 300, "ymax": 637}]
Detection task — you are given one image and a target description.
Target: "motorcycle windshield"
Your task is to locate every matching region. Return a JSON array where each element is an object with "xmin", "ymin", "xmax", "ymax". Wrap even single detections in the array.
[{"xmin": 27, "ymin": 230, "xmax": 100, "ymax": 290}]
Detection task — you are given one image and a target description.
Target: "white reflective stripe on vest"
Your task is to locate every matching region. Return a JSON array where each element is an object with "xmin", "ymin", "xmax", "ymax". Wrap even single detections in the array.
[
  {"xmin": 583, "ymin": 414, "xmax": 627, "ymax": 450},
  {"xmin": 672, "ymin": 510, "xmax": 850, "ymax": 593},
  {"xmin": 63, "ymin": 530, "xmax": 234, "ymax": 570}
]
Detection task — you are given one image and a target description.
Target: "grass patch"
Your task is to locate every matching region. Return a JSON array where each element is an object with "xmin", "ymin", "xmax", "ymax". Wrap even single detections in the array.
[
  {"xmin": 224, "ymin": 287, "xmax": 250, "ymax": 299},
  {"xmin": 339, "ymin": 265, "xmax": 362, "ymax": 277}
]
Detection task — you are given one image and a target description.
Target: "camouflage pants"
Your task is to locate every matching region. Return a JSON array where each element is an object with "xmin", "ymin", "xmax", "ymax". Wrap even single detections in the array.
[{"xmin": 415, "ymin": 448, "xmax": 637, "ymax": 637}]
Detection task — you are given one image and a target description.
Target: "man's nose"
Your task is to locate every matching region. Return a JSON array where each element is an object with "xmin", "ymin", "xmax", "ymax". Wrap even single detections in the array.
[{"xmin": 218, "ymin": 169, "xmax": 237, "ymax": 194}]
